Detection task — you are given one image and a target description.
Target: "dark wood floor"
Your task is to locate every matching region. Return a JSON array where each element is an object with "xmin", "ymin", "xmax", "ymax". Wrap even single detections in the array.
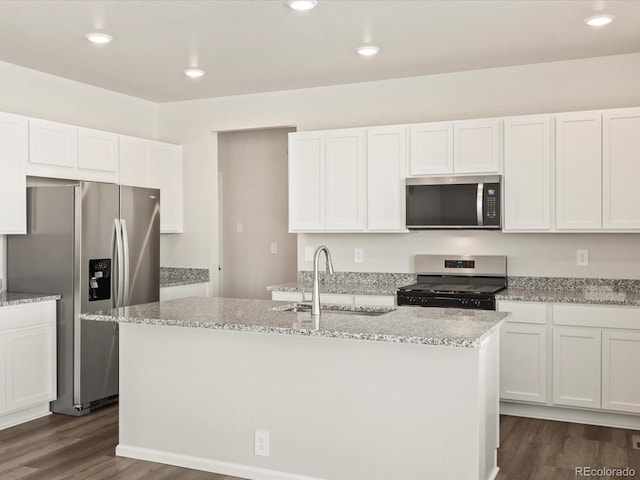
[{"xmin": 1, "ymin": 404, "xmax": 640, "ymax": 479}]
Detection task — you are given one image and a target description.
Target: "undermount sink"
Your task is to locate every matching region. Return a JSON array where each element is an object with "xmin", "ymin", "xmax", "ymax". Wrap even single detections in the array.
[{"xmin": 274, "ymin": 303, "xmax": 395, "ymax": 317}]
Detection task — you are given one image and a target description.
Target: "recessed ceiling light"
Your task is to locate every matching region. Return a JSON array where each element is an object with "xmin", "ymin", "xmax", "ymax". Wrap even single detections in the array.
[
  {"xmin": 585, "ymin": 14, "xmax": 615, "ymax": 26},
  {"xmin": 286, "ymin": 0, "xmax": 318, "ymax": 11},
  {"xmin": 356, "ymin": 46, "xmax": 380, "ymax": 57},
  {"xmin": 184, "ymin": 68, "xmax": 205, "ymax": 78},
  {"xmin": 85, "ymin": 32, "xmax": 113, "ymax": 44}
]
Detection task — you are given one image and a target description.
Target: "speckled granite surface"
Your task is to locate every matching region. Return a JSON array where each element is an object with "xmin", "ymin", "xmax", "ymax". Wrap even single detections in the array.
[
  {"xmin": 268, "ymin": 271, "xmax": 416, "ymax": 296},
  {"xmin": 80, "ymin": 296, "xmax": 507, "ymax": 348},
  {"xmin": 498, "ymin": 276, "xmax": 640, "ymax": 306},
  {"xmin": 0, "ymin": 292, "xmax": 61, "ymax": 307},
  {"xmin": 160, "ymin": 267, "xmax": 210, "ymax": 288}
]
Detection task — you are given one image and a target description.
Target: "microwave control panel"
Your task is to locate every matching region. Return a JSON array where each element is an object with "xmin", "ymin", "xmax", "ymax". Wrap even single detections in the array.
[{"xmin": 483, "ymin": 183, "xmax": 500, "ymax": 226}]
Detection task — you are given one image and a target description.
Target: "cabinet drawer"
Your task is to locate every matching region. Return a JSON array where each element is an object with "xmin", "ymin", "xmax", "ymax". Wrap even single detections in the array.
[
  {"xmin": 354, "ymin": 295, "xmax": 396, "ymax": 307},
  {"xmin": 552, "ymin": 303, "xmax": 640, "ymax": 329},
  {"xmin": 497, "ymin": 301, "xmax": 547, "ymax": 324},
  {"xmin": 0, "ymin": 302, "xmax": 56, "ymax": 331}
]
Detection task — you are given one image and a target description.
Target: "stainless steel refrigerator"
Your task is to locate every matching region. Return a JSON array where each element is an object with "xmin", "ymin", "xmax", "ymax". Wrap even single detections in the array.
[{"xmin": 7, "ymin": 181, "xmax": 160, "ymax": 416}]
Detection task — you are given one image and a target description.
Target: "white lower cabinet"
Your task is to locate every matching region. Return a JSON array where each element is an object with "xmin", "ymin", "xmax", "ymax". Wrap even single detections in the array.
[
  {"xmin": 500, "ymin": 300, "xmax": 640, "ymax": 420},
  {"xmin": 160, "ymin": 283, "xmax": 209, "ymax": 301},
  {"xmin": 0, "ymin": 301, "xmax": 57, "ymax": 429},
  {"xmin": 602, "ymin": 330, "xmax": 640, "ymax": 413},
  {"xmin": 271, "ymin": 291, "xmax": 395, "ymax": 307},
  {"xmin": 497, "ymin": 301, "xmax": 548, "ymax": 403},
  {"xmin": 552, "ymin": 326, "xmax": 602, "ymax": 409}
]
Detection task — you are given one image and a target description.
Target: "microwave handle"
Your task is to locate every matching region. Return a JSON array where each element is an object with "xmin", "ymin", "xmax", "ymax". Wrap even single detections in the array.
[{"xmin": 477, "ymin": 183, "xmax": 484, "ymax": 226}]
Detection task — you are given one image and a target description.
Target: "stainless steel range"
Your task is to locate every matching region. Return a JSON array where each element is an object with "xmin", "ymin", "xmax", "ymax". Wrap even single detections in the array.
[{"xmin": 397, "ymin": 255, "xmax": 507, "ymax": 310}]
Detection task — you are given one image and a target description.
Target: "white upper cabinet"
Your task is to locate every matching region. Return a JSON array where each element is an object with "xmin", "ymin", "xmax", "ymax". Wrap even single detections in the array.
[
  {"xmin": 555, "ymin": 112, "xmax": 602, "ymax": 230},
  {"xmin": 27, "ymin": 119, "xmax": 118, "ymax": 183},
  {"xmin": 325, "ymin": 129, "xmax": 365, "ymax": 231},
  {"xmin": 119, "ymin": 135, "xmax": 151, "ymax": 188},
  {"xmin": 367, "ymin": 126, "xmax": 407, "ymax": 231},
  {"xmin": 27, "ymin": 119, "xmax": 77, "ymax": 173},
  {"xmin": 288, "ymin": 129, "xmax": 365, "ymax": 232},
  {"xmin": 503, "ymin": 115, "xmax": 552, "ymax": 231},
  {"xmin": 289, "ymin": 127, "xmax": 404, "ymax": 233},
  {"xmin": 453, "ymin": 119, "xmax": 500, "ymax": 173},
  {"xmin": 77, "ymin": 127, "xmax": 118, "ymax": 183},
  {"xmin": 603, "ymin": 107, "xmax": 640, "ymax": 229},
  {"xmin": 149, "ymin": 142, "xmax": 183, "ymax": 233},
  {"xmin": 409, "ymin": 122, "xmax": 453, "ymax": 175},
  {"xmin": 0, "ymin": 112, "xmax": 28, "ymax": 234},
  {"xmin": 119, "ymin": 135, "xmax": 183, "ymax": 233},
  {"xmin": 288, "ymin": 132, "xmax": 325, "ymax": 231},
  {"xmin": 409, "ymin": 118, "xmax": 500, "ymax": 176}
]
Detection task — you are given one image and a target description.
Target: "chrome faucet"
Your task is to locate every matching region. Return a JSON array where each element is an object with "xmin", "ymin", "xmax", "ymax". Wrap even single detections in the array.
[{"xmin": 312, "ymin": 245, "xmax": 334, "ymax": 317}]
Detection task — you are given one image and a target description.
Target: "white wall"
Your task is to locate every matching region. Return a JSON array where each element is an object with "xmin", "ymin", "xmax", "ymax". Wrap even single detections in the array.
[
  {"xmin": 0, "ymin": 61, "xmax": 159, "ymax": 290},
  {"xmin": 218, "ymin": 128, "xmax": 297, "ymax": 299},
  {"xmin": 158, "ymin": 53, "xmax": 640, "ymax": 290}
]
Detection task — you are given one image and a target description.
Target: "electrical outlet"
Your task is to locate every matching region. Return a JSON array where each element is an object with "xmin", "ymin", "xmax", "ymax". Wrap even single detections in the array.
[
  {"xmin": 270, "ymin": 242, "xmax": 278, "ymax": 255},
  {"xmin": 304, "ymin": 246, "xmax": 314, "ymax": 261},
  {"xmin": 236, "ymin": 222, "xmax": 243, "ymax": 233},
  {"xmin": 354, "ymin": 248, "xmax": 364, "ymax": 264},
  {"xmin": 576, "ymin": 249, "xmax": 589, "ymax": 266},
  {"xmin": 255, "ymin": 430, "xmax": 270, "ymax": 456}
]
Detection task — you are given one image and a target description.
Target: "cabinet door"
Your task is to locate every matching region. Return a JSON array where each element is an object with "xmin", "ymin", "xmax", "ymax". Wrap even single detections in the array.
[
  {"xmin": 497, "ymin": 301, "xmax": 548, "ymax": 403},
  {"xmin": 555, "ymin": 112, "xmax": 602, "ymax": 230},
  {"xmin": 77, "ymin": 127, "xmax": 118, "ymax": 183},
  {"xmin": 409, "ymin": 122, "xmax": 453, "ymax": 175},
  {"xmin": 325, "ymin": 129, "xmax": 365, "ymax": 231},
  {"xmin": 503, "ymin": 115, "xmax": 552, "ymax": 231},
  {"xmin": 288, "ymin": 132, "xmax": 324, "ymax": 231},
  {"xmin": 27, "ymin": 119, "xmax": 77, "ymax": 176},
  {"xmin": 552, "ymin": 327, "xmax": 601, "ymax": 409},
  {"xmin": 149, "ymin": 142, "xmax": 183, "ymax": 233},
  {"xmin": 0, "ymin": 112, "xmax": 27, "ymax": 234},
  {"xmin": 5, "ymin": 325, "xmax": 56, "ymax": 412},
  {"xmin": 453, "ymin": 119, "xmax": 500, "ymax": 173},
  {"xmin": 118, "ymin": 135, "xmax": 150, "ymax": 187},
  {"xmin": 367, "ymin": 126, "xmax": 407, "ymax": 231},
  {"xmin": 602, "ymin": 330, "xmax": 640, "ymax": 414},
  {"xmin": 500, "ymin": 323, "xmax": 547, "ymax": 403},
  {"xmin": 603, "ymin": 108, "xmax": 640, "ymax": 229},
  {"xmin": 0, "ymin": 334, "xmax": 5, "ymax": 414}
]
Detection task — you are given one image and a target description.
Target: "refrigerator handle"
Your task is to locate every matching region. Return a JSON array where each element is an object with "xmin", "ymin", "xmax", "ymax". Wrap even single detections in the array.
[
  {"xmin": 111, "ymin": 219, "xmax": 118, "ymax": 308},
  {"xmin": 121, "ymin": 219, "xmax": 131, "ymax": 306},
  {"xmin": 114, "ymin": 219, "xmax": 125, "ymax": 308}
]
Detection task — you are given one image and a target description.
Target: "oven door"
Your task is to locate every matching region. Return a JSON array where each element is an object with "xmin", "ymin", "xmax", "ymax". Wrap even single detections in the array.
[{"xmin": 405, "ymin": 175, "xmax": 501, "ymax": 229}]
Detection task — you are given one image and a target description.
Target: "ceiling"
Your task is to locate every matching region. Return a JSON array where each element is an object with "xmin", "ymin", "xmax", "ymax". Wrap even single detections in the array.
[{"xmin": 0, "ymin": 0, "xmax": 639, "ymax": 103}]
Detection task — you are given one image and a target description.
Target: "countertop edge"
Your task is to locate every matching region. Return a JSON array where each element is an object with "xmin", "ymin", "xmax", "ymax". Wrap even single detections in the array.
[{"xmin": 0, "ymin": 293, "xmax": 61, "ymax": 307}]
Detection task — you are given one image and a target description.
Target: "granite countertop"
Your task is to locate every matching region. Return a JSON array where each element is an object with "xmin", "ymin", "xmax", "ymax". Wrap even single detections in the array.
[
  {"xmin": 496, "ymin": 288, "xmax": 640, "ymax": 306},
  {"xmin": 160, "ymin": 267, "xmax": 210, "ymax": 288},
  {"xmin": 267, "ymin": 280, "xmax": 401, "ymax": 296},
  {"xmin": 0, "ymin": 292, "xmax": 61, "ymax": 307},
  {"xmin": 80, "ymin": 296, "xmax": 508, "ymax": 348}
]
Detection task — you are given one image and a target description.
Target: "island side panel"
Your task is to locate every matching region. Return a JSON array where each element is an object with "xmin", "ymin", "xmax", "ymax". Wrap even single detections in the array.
[{"xmin": 117, "ymin": 322, "xmax": 491, "ymax": 480}]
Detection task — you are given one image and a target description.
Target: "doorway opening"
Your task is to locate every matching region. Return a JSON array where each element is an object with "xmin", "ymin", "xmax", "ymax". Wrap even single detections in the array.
[{"xmin": 217, "ymin": 127, "xmax": 297, "ymax": 299}]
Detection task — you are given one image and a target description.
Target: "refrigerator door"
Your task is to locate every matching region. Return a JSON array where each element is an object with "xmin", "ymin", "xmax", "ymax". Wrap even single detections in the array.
[
  {"xmin": 78, "ymin": 182, "xmax": 120, "ymax": 408},
  {"xmin": 120, "ymin": 185, "xmax": 160, "ymax": 306}
]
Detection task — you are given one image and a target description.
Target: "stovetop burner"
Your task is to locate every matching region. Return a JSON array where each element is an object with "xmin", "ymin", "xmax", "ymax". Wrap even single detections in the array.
[{"xmin": 397, "ymin": 254, "xmax": 507, "ymax": 310}]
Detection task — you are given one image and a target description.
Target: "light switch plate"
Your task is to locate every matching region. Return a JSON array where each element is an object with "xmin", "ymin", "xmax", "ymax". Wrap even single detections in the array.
[{"xmin": 304, "ymin": 246, "xmax": 314, "ymax": 261}]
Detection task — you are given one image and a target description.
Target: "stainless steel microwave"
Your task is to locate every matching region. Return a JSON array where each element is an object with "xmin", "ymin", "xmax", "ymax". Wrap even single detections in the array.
[{"xmin": 405, "ymin": 175, "xmax": 501, "ymax": 229}]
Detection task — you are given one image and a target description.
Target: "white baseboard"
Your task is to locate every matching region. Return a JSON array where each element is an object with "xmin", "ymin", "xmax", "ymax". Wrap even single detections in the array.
[
  {"xmin": 501, "ymin": 401, "xmax": 640, "ymax": 429},
  {"xmin": 116, "ymin": 444, "xmax": 327, "ymax": 480},
  {"xmin": 0, "ymin": 403, "xmax": 51, "ymax": 431}
]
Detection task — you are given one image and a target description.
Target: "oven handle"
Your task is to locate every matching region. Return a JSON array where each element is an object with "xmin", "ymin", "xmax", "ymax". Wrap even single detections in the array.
[{"xmin": 477, "ymin": 183, "xmax": 484, "ymax": 226}]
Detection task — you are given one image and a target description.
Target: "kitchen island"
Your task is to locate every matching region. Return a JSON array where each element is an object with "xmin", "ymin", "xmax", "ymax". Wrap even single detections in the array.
[{"xmin": 81, "ymin": 297, "xmax": 508, "ymax": 480}]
